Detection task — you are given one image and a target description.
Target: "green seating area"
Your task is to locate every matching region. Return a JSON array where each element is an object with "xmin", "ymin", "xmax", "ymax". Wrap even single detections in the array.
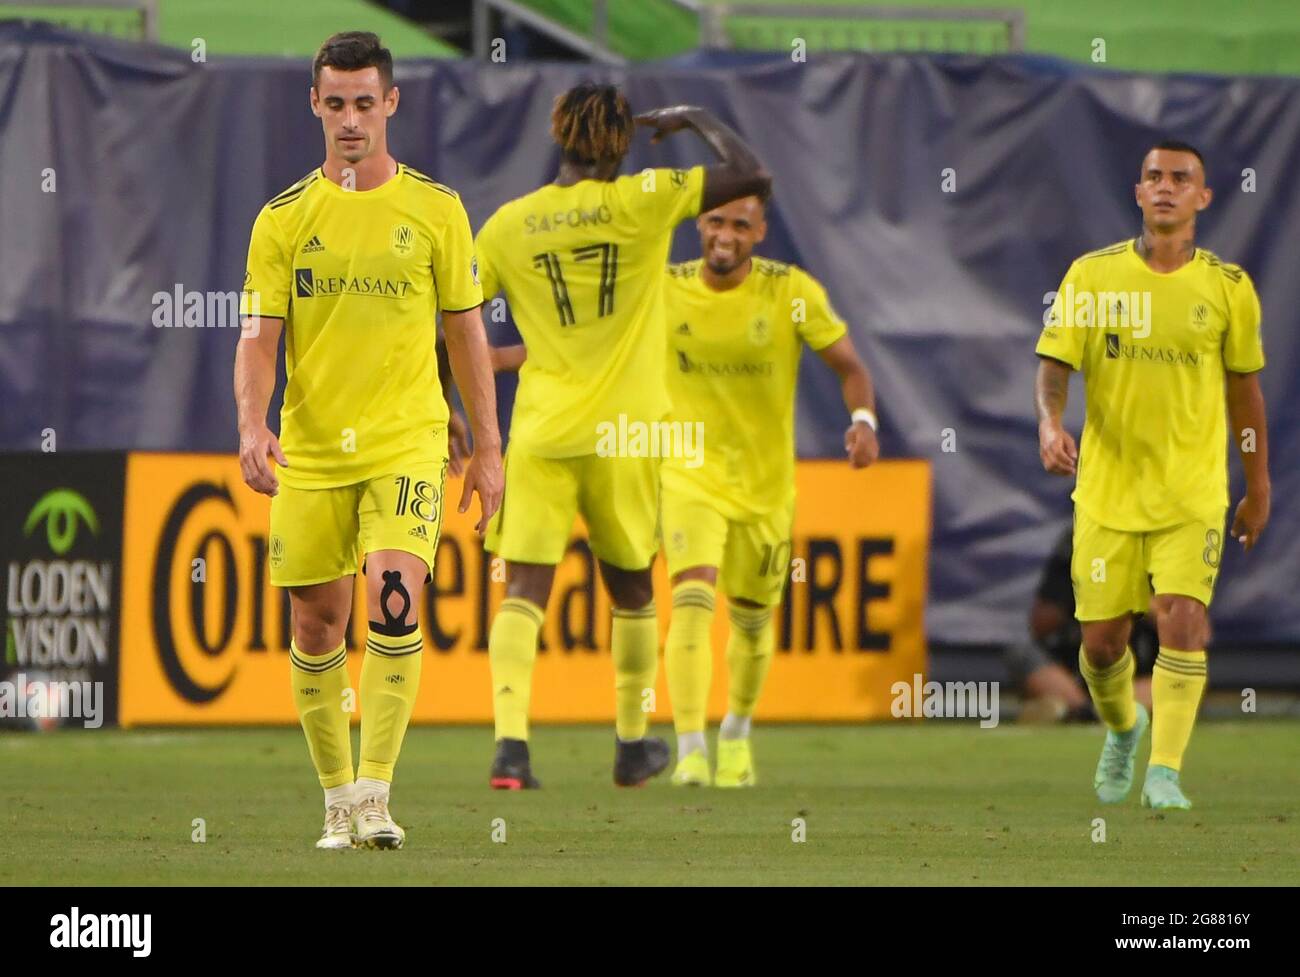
[
  {"xmin": 0, "ymin": 0, "xmax": 458, "ymax": 57},
  {"xmin": 7, "ymin": 0, "xmax": 1300, "ymax": 74},
  {"xmin": 516, "ymin": 0, "xmax": 1300, "ymax": 74}
]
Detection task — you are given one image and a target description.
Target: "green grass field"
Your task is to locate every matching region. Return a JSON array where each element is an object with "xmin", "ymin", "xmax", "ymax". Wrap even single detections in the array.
[{"xmin": 3, "ymin": 722, "xmax": 1297, "ymax": 886}]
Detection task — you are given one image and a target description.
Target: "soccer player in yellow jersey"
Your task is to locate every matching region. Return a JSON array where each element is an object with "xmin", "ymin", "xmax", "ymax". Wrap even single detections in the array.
[
  {"xmin": 660, "ymin": 194, "xmax": 879, "ymax": 787},
  {"xmin": 234, "ymin": 33, "xmax": 503, "ymax": 849},
  {"xmin": 1035, "ymin": 141, "xmax": 1270, "ymax": 810},
  {"xmin": 474, "ymin": 85, "xmax": 770, "ymax": 788}
]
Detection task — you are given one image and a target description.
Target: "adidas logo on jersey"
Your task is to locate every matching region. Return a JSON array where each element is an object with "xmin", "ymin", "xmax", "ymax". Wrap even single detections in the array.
[{"xmin": 301, "ymin": 235, "xmax": 325, "ymax": 254}]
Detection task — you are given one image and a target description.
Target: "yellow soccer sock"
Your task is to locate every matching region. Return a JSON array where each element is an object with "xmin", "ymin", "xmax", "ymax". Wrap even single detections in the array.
[
  {"xmin": 612, "ymin": 603, "xmax": 660, "ymax": 740},
  {"xmin": 665, "ymin": 581, "xmax": 717, "ymax": 735},
  {"xmin": 1150, "ymin": 647, "xmax": 1208, "ymax": 771},
  {"xmin": 357, "ymin": 626, "xmax": 424, "ymax": 783},
  {"xmin": 489, "ymin": 597, "xmax": 543, "ymax": 742},
  {"xmin": 725, "ymin": 602, "xmax": 775, "ymax": 719},
  {"xmin": 1078, "ymin": 645, "xmax": 1137, "ymax": 734},
  {"xmin": 290, "ymin": 640, "xmax": 354, "ymax": 789}
]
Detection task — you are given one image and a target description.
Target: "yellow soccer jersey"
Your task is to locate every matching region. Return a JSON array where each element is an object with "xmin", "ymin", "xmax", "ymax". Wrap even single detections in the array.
[
  {"xmin": 1035, "ymin": 238, "xmax": 1264, "ymax": 531},
  {"xmin": 662, "ymin": 258, "xmax": 848, "ymax": 519},
  {"xmin": 240, "ymin": 165, "xmax": 482, "ymax": 489},
  {"xmin": 475, "ymin": 166, "xmax": 705, "ymax": 458}
]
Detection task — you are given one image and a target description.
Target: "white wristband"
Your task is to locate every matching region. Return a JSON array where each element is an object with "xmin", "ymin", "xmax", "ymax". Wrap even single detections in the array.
[{"xmin": 851, "ymin": 408, "xmax": 878, "ymax": 432}]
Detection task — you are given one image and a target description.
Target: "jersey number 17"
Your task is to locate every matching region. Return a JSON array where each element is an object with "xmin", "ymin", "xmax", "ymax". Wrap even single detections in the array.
[{"xmin": 532, "ymin": 243, "xmax": 619, "ymax": 326}]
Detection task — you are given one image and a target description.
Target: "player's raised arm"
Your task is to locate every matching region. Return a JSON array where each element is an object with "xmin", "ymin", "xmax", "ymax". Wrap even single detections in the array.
[
  {"xmin": 815, "ymin": 336, "xmax": 880, "ymax": 469},
  {"xmin": 634, "ymin": 105, "xmax": 771, "ymax": 211},
  {"xmin": 234, "ymin": 316, "xmax": 287, "ymax": 496},
  {"xmin": 1035, "ymin": 356, "xmax": 1078, "ymax": 476},
  {"xmin": 443, "ymin": 305, "xmax": 504, "ymax": 533}
]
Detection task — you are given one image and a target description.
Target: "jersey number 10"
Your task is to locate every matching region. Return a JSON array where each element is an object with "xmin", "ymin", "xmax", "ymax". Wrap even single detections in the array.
[{"xmin": 532, "ymin": 243, "xmax": 619, "ymax": 326}]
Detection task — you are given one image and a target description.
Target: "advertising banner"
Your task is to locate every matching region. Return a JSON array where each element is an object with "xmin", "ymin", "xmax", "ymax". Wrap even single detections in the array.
[
  {"xmin": 117, "ymin": 454, "xmax": 930, "ymax": 725},
  {"xmin": 1, "ymin": 453, "xmax": 124, "ymax": 729}
]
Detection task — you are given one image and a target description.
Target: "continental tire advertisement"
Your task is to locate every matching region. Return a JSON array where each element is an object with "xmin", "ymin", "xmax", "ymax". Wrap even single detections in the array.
[
  {"xmin": 2, "ymin": 453, "xmax": 124, "ymax": 730},
  {"xmin": 116, "ymin": 454, "xmax": 929, "ymax": 725}
]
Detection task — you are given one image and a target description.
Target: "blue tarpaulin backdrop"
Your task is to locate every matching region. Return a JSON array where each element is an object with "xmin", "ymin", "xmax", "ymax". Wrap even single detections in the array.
[{"xmin": 1, "ymin": 23, "xmax": 1296, "ymax": 644}]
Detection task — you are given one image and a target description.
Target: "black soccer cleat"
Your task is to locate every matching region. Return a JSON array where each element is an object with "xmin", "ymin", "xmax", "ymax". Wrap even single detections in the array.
[
  {"xmin": 490, "ymin": 738, "xmax": 541, "ymax": 790},
  {"xmin": 613, "ymin": 736, "xmax": 671, "ymax": 787}
]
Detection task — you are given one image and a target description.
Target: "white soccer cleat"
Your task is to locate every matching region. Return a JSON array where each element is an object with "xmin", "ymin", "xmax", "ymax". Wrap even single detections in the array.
[
  {"xmin": 315, "ymin": 803, "xmax": 355, "ymax": 850},
  {"xmin": 353, "ymin": 795, "xmax": 405, "ymax": 850}
]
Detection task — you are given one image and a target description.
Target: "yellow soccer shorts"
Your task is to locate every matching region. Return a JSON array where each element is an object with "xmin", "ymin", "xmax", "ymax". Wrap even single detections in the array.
[
  {"xmin": 661, "ymin": 485, "xmax": 795, "ymax": 607},
  {"xmin": 1071, "ymin": 505, "xmax": 1226, "ymax": 621},
  {"xmin": 485, "ymin": 448, "xmax": 660, "ymax": 571},
  {"xmin": 269, "ymin": 449, "xmax": 449, "ymax": 588}
]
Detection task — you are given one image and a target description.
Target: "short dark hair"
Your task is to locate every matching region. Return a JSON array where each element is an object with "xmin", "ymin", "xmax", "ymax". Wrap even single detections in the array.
[
  {"xmin": 1146, "ymin": 139, "xmax": 1208, "ymax": 182},
  {"xmin": 313, "ymin": 32, "xmax": 393, "ymax": 91}
]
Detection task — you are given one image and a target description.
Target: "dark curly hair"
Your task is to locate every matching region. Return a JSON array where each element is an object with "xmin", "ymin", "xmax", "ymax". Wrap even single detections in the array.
[{"xmin": 551, "ymin": 83, "xmax": 633, "ymax": 165}]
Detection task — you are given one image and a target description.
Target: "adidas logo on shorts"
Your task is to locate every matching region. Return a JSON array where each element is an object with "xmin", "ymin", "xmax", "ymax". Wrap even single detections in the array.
[{"xmin": 408, "ymin": 524, "xmax": 428, "ymax": 541}]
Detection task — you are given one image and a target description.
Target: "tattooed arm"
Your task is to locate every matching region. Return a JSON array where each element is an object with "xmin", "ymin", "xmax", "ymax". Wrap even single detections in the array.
[{"xmin": 1035, "ymin": 357, "xmax": 1078, "ymax": 476}]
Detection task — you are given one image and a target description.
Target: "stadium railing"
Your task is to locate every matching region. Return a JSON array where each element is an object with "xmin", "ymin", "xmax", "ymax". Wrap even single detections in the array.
[
  {"xmin": 0, "ymin": 0, "xmax": 156, "ymax": 41},
  {"xmin": 478, "ymin": 0, "xmax": 1025, "ymax": 60},
  {"xmin": 679, "ymin": 1, "xmax": 1025, "ymax": 54},
  {"xmin": 472, "ymin": 0, "xmax": 627, "ymax": 64}
]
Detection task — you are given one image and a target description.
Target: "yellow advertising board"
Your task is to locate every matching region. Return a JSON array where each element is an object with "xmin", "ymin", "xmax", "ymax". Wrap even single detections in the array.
[{"xmin": 119, "ymin": 454, "xmax": 929, "ymax": 725}]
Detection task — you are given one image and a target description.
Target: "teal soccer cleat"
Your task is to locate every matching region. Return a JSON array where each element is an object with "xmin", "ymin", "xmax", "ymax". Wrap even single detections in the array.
[
  {"xmin": 1142, "ymin": 764, "xmax": 1193, "ymax": 811},
  {"xmin": 1093, "ymin": 703, "xmax": 1149, "ymax": 803}
]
